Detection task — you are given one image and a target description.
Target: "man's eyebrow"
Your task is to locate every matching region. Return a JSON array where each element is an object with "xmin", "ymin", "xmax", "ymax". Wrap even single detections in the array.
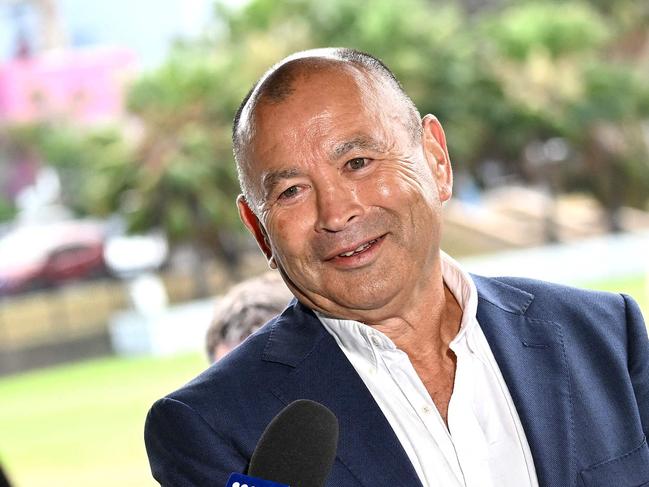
[
  {"xmin": 262, "ymin": 167, "xmax": 302, "ymax": 196},
  {"xmin": 330, "ymin": 136, "xmax": 386, "ymax": 159}
]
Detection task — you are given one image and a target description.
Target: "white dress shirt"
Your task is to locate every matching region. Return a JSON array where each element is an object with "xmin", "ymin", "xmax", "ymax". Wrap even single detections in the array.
[{"xmin": 316, "ymin": 252, "xmax": 539, "ymax": 487}]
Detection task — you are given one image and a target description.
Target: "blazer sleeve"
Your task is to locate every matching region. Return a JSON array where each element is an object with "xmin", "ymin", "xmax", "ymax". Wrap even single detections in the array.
[
  {"xmin": 623, "ymin": 293, "xmax": 649, "ymax": 437},
  {"xmin": 144, "ymin": 396, "xmax": 247, "ymax": 487}
]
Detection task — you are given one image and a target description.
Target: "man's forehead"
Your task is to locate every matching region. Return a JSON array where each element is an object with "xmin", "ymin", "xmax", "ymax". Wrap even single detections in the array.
[
  {"xmin": 245, "ymin": 69, "xmax": 381, "ymax": 151},
  {"xmin": 251, "ymin": 116, "xmax": 390, "ymax": 175},
  {"xmin": 235, "ymin": 52, "xmax": 419, "ymax": 207},
  {"xmin": 236, "ymin": 61, "xmax": 368, "ymax": 164},
  {"xmin": 261, "ymin": 132, "xmax": 388, "ymax": 170}
]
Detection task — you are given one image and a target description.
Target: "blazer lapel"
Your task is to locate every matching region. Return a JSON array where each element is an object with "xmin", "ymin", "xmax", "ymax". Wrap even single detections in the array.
[
  {"xmin": 263, "ymin": 301, "xmax": 422, "ymax": 487},
  {"xmin": 473, "ymin": 276, "xmax": 575, "ymax": 487}
]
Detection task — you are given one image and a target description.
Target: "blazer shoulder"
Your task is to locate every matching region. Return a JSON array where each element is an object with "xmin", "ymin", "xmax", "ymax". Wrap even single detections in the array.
[
  {"xmin": 476, "ymin": 274, "xmax": 637, "ymax": 330},
  {"xmin": 488, "ymin": 274, "xmax": 626, "ymax": 310},
  {"xmin": 154, "ymin": 298, "xmax": 324, "ymax": 428}
]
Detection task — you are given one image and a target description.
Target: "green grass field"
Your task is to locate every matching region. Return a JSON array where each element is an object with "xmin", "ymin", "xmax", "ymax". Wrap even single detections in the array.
[
  {"xmin": 0, "ymin": 352, "xmax": 207, "ymax": 487},
  {"xmin": 0, "ymin": 274, "xmax": 646, "ymax": 487}
]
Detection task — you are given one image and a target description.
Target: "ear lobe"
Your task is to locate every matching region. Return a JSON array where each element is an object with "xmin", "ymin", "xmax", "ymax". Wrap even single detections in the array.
[
  {"xmin": 237, "ymin": 195, "xmax": 273, "ymax": 261},
  {"xmin": 421, "ymin": 114, "xmax": 453, "ymax": 202}
]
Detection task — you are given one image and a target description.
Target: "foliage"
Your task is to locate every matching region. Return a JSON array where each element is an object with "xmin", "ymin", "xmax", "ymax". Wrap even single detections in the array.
[
  {"xmin": 3, "ymin": 123, "xmax": 132, "ymax": 217},
  {"xmin": 487, "ymin": 2, "xmax": 610, "ymax": 60},
  {"xmin": 213, "ymin": 0, "xmax": 649, "ymax": 216},
  {"xmin": 482, "ymin": 1, "xmax": 649, "ymax": 219},
  {"xmin": 215, "ymin": 0, "xmax": 504, "ymax": 171},
  {"xmin": 4, "ymin": 0, "xmax": 649, "ymax": 252},
  {"xmin": 93, "ymin": 0, "xmax": 500, "ymax": 259},
  {"xmin": 125, "ymin": 55, "xmax": 241, "ymax": 251}
]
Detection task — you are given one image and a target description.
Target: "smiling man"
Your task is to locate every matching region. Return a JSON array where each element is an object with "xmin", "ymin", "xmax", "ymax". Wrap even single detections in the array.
[{"xmin": 145, "ymin": 49, "xmax": 649, "ymax": 487}]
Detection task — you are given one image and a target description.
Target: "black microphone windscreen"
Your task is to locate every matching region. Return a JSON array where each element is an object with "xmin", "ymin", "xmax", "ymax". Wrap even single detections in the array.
[{"xmin": 248, "ymin": 399, "xmax": 339, "ymax": 487}]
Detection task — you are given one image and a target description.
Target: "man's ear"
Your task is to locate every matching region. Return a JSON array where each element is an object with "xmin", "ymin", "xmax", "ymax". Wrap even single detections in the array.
[
  {"xmin": 237, "ymin": 195, "xmax": 274, "ymax": 265},
  {"xmin": 421, "ymin": 114, "xmax": 453, "ymax": 203}
]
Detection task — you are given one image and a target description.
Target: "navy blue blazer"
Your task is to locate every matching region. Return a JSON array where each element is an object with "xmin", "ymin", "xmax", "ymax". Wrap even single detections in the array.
[{"xmin": 145, "ymin": 275, "xmax": 649, "ymax": 487}]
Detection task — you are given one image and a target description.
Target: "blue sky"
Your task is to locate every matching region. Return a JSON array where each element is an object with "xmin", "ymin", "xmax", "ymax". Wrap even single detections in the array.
[{"xmin": 0, "ymin": 0, "xmax": 215, "ymax": 68}]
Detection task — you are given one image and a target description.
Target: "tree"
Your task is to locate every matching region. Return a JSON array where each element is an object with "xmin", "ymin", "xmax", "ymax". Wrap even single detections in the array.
[
  {"xmin": 481, "ymin": 1, "xmax": 649, "ymax": 229},
  {"xmin": 98, "ymin": 0, "xmax": 497, "ymax": 268},
  {"xmin": 10, "ymin": 0, "xmax": 648, "ymax": 258}
]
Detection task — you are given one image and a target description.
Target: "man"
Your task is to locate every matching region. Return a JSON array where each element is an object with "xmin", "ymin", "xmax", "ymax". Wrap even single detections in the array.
[
  {"xmin": 205, "ymin": 272, "xmax": 293, "ymax": 362},
  {"xmin": 145, "ymin": 48, "xmax": 649, "ymax": 487}
]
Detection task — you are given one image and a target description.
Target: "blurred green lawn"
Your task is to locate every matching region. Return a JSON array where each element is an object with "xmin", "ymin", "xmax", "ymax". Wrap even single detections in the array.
[
  {"xmin": 0, "ymin": 275, "xmax": 646, "ymax": 487},
  {"xmin": 0, "ymin": 352, "xmax": 207, "ymax": 487}
]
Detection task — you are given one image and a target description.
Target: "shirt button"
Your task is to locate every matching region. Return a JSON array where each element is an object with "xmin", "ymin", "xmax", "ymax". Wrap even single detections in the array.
[
  {"xmin": 371, "ymin": 336, "xmax": 381, "ymax": 346},
  {"xmin": 422, "ymin": 405, "xmax": 433, "ymax": 415}
]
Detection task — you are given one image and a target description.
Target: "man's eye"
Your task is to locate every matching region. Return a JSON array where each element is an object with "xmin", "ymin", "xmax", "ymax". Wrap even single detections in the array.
[
  {"xmin": 279, "ymin": 186, "xmax": 299, "ymax": 199},
  {"xmin": 347, "ymin": 157, "xmax": 369, "ymax": 170}
]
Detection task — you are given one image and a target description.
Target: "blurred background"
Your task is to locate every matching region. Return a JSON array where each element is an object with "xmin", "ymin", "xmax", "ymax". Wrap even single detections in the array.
[{"xmin": 0, "ymin": 0, "xmax": 648, "ymax": 485}]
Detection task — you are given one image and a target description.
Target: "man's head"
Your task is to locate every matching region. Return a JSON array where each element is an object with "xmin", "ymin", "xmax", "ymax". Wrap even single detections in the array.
[{"xmin": 232, "ymin": 48, "xmax": 453, "ymax": 323}]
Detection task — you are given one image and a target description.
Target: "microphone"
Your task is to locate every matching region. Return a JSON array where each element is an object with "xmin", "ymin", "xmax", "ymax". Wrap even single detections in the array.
[{"xmin": 225, "ymin": 399, "xmax": 339, "ymax": 487}]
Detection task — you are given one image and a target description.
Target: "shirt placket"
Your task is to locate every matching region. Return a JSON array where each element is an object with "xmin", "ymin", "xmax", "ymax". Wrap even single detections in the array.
[
  {"xmin": 370, "ymin": 334, "xmax": 465, "ymax": 487},
  {"xmin": 449, "ymin": 335, "xmax": 493, "ymax": 487}
]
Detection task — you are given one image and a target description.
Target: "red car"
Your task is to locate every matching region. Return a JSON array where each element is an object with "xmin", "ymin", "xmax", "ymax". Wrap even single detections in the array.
[{"xmin": 0, "ymin": 221, "xmax": 107, "ymax": 296}]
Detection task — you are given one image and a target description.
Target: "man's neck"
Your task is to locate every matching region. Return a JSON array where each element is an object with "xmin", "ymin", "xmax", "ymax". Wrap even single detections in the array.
[
  {"xmin": 369, "ymin": 274, "xmax": 463, "ymax": 359},
  {"xmin": 370, "ymin": 279, "xmax": 463, "ymax": 425}
]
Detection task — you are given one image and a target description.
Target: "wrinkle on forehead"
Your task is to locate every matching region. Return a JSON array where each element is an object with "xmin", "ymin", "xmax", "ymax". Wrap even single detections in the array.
[{"xmin": 331, "ymin": 135, "xmax": 389, "ymax": 159}]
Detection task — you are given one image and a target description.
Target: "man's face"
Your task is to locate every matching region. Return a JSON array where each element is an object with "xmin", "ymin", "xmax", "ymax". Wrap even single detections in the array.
[{"xmin": 238, "ymin": 67, "xmax": 452, "ymax": 321}]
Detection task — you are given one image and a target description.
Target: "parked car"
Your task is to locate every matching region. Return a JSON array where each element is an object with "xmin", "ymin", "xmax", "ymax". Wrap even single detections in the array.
[{"xmin": 0, "ymin": 221, "xmax": 107, "ymax": 296}]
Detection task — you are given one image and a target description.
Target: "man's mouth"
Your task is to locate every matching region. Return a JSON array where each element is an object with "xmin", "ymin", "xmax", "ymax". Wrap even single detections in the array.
[
  {"xmin": 337, "ymin": 238, "xmax": 380, "ymax": 257},
  {"xmin": 330, "ymin": 235, "xmax": 385, "ymax": 259}
]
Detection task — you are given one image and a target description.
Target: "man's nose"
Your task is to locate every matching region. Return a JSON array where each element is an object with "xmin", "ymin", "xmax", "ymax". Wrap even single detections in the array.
[{"xmin": 315, "ymin": 181, "xmax": 363, "ymax": 233}]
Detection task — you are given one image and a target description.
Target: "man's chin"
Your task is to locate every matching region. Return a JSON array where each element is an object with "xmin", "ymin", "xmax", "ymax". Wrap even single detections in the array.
[
  {"xmin": 279, "ymin": 267, "xmax": 401, "ymax": 318},
  {"xmin": 308, "ymin": 290, "xmax": 401, "ymax": 322}
]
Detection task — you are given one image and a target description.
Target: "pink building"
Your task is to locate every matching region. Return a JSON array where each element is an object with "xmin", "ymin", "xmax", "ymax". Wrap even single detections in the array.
[{"xmin": 0, "ymin": 46, "xmax": 137, "ymax": 123}]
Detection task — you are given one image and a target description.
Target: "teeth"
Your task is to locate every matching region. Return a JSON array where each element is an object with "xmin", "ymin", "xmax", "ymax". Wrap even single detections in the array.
[{"xmin": 338, "ymin": 239, "xmax": 377, "ymax": 257}]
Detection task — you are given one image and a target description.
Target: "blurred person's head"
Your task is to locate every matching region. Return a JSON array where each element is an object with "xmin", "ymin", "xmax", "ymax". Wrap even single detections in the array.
[
  {"xmin": 206, "ymin": 271, "xmax": 294, "ymax": 362},
  {"xmin": 232, "ymin": 48, "xmax": 452, "ymax": 324}
]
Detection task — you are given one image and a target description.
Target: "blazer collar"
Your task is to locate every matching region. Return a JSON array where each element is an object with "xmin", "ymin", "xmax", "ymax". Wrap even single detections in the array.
[
  {"xmin": 260, "ymin": 279, "xmax": 537, "ymax": 367},
  {"xmin": 261, "ymin": 299, "xmax": 325, "ymax": 367},
  {"xmin": 471, "ymin": 273, "xmax": 535, "ymax": 314}
]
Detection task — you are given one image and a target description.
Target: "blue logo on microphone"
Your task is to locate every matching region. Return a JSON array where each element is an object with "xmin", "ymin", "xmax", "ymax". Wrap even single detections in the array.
[{"xmin": 226, "ymin": 472, "xmax": 289, "ymax": 487}]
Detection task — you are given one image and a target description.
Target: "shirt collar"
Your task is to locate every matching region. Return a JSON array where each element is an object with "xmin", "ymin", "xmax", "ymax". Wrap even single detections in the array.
[
  {"xmin": 316, "ymin": 250, "xmax": 479, "ymax": 356},
  {"xmin": 441, "ymin": 250, "xmax": 479, "ymax": 346}
]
